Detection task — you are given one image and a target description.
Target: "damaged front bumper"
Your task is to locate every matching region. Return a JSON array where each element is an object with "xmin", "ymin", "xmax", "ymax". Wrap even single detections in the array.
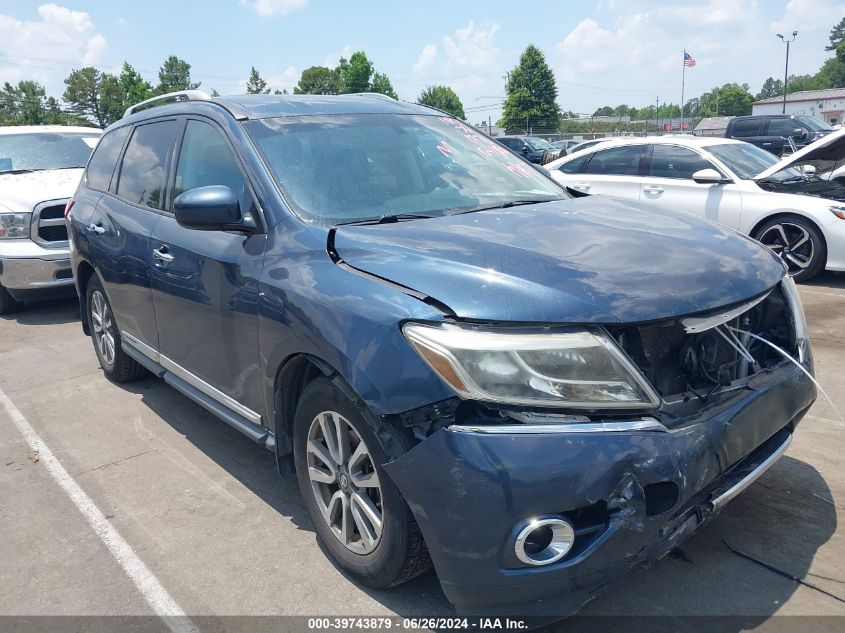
[{"xmin": 383, "ymin": 360, "xmax": 816, "ymax": 617}]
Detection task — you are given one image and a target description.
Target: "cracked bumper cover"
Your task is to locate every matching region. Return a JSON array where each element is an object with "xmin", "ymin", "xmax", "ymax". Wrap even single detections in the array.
[{"xmin": 383, "ymin": 362, "xmax": 816, "ymax": 617}]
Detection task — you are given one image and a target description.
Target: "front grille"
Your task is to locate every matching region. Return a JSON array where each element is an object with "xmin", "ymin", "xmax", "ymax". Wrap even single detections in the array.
[
  {"xmin": 31, "ymin": 201, "xmax": 68, "ymax": 245},
  {"xmin": 610, "ymin": 286, "xmax": 796, "ymax": 401}
]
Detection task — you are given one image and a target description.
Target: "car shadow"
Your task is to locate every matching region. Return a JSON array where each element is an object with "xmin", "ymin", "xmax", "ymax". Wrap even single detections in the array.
[
  {"xmin": 0, "ymin": 296, "xmax": 79, "ymax": 325},
  {"xmin": 802, "ymin": 269, "xmax": 845, "ymax": 290},
  {"xmin": 120, "ymin": 376, "xmax": 836, "ymax": 627}
]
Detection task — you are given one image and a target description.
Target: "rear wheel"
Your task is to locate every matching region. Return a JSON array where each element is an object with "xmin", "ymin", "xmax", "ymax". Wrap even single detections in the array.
[
  {"xmin": 754, "ymin": 216, "xmax": 826, "ymax": 282},
  {"xmin": 86, "ymin": 277, "xmax": 145, "ymax": 382},
  {"xmin": 0, "ymin": 284, "xmax": 21, "ymax": 315},
  {"xmin": 293, "ymin": 377, "xmax": 430, "ymax": 587}
]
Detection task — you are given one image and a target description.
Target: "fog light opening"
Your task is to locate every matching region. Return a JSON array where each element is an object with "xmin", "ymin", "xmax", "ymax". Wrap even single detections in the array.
[{"xmin": 515, "ymin": 517, "xmax": 575, "ymax": 566}]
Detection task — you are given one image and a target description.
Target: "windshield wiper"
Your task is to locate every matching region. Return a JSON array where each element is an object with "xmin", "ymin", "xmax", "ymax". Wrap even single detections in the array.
[
  {"xmin": 758, "ymin": 175, "xmax": 807, "ymax": 185},
  {"xmin": 334, "ymin": 213, "xmax": 434, "ymax": 227},
  {"xmin": 453, "ymin": 198, "xmax": 560, "ymax": 214},
  {"xmin": 0, "ymin": 168, "xmax": 37, "ymax": 175}
]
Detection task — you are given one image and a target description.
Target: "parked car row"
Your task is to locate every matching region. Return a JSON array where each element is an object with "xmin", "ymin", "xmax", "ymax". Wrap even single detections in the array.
[
  {"xmin": 0, "ymin": 93, "xmax": 825, "ymax": 619},
  {"xmin": 724, "ymin": 114, "xmax": 836, "ymax": 156},
  {"xmin": 495, "ymin": 135, "xmax": 563, "ymax": 164}
]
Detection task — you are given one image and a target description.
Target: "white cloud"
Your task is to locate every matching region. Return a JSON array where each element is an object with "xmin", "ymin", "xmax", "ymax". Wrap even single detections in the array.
[
  {"xmin": 0, "ymin": 3, "xmax": 108, "ymax": 92},
  {"xmin": 413, "ymin": 44, "xmax": 437, "ymax": 74},
  {"xmin": 771, "ymin": 0, "xmax": 845, "ymax": 34},
  {"xmin": 267, "ymin": 65, "xmax": 299, "ymax": 92},
  {"xmin": 442, "ymin": 20, "xmax": 500, "ymax": 68},
  {"xmin": 240, "ymin": 0, "xmax": 308, "ymax": 17},
  {"xmin": 322, "ymin": 45, "xmax": 354, "ymax": 69}
]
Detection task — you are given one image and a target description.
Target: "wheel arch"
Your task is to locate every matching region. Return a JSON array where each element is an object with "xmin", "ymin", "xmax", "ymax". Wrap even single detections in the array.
[{"xmin": 749, "ymin": 211, "xmax": 828, "ymax": 277}]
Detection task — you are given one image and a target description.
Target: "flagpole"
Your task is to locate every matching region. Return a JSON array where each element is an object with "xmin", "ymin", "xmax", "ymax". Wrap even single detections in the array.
[{"xmin": 681, "ymin": 49, "xmax": 686, "ymax": 122}]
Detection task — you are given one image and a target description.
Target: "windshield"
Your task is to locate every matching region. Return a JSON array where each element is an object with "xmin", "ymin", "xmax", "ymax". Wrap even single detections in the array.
[
  {"xmin": 245, "ymin": 114, "xmax": 566, "ymax": 224},
  {"xmin": 525, "ymin": 137, "xmax": 553, "ymax": 151},
  {"xmin": 797, "ymin": 116, "xmax": 833, "ymax": 132},
  {"xmin": 707, "ymin": 142, "xmax": 804, "ymax": 181},
  {"xmin": 0, "ymin": 132, "xmax": 100, "ymax": 173}
]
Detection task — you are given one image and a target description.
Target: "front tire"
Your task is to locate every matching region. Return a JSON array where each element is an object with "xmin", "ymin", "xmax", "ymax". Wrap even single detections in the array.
[
  {"xmin": 86, "ymin": 277, "xmax": 145, "ymax": 382},
  {"xmin": 0, "ymin": 284, "xmax": 21, "ymax": 315},
  {"xmin": 753, "ymin": 216, "xmax": 826, "ymax": 282},
  {"xmin": 293, "ymin": 377, "xmax": 430, "ymax": 587}
]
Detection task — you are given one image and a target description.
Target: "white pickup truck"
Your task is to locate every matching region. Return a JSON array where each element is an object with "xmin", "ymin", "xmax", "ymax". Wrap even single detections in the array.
[{"xmin": 0, "ymin": 126, "xmax": 101, "ymax": 314}]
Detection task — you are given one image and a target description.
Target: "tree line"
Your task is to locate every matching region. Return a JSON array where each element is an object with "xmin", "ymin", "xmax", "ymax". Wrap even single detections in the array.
[
  {"xmin": 591, "ymin": 17, "xmax": 845, "ymax": 120},
  {"xmin": 0, "ymin": 48, "xmax": 469, "ymax": 128}
]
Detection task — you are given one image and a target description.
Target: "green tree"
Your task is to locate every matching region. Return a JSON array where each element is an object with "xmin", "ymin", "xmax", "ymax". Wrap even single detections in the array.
[
  {"xmin": 337, "ymin": 51, "xmax": 374, "ymax": 93},
  {"xmin": 118, "ymin": 62, "xmax": 152, "ymax": 111},
  {"xmin": 156, "ymin": 56, "xmax": 199, "ymax": 94},
  {"xmin": 592, "ymin": 106, "xmax": 614, "ymax": 116},
  {"xmin": 500, "ymin": 45, "xmax": 561, "ymax": 133},
  {"xmin": 370, "ymin": 72, "xmax": 397, "ymax": 99},
  {"xmin": 294, "ymin": 66, "xmax": 341, "ymax": 94},
  {"xmin": 246, "ymin": 66, "xmax": 270, "ymax": 94},
  {"xmin": 756, "ymin": 77, "xmax": 784, "ymax": 100},
  {"xmin": 786, "ymin": 73, "xmax": 816, "ymax": 93},
  {"xmin": 0, "ymin": 81, "xmax": 51, "ymax": 125},
  {"xmin": 417, "ymin": 85, "xmax": 465, "ymax": 118},
  {"xmin": 63, "ymin": 67, "xmax": 124, "ymax": 127},
  {"xmin": 826, "ymin": 17, "xmax": 845, "ymax": 51}
]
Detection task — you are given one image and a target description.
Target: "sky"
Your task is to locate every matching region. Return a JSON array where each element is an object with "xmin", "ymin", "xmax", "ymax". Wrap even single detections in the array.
[{"xmin": 0, "ymin": 0, "xmax": 842, "ymax": 123}]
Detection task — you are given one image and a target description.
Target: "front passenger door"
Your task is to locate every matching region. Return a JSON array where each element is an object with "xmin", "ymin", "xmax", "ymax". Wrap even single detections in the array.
[
  {"xmin": 641, "ymin": 144, "xmax": 743, "ymax": 228},
  {"xmin": 150, "ymin": 118, "xmax": 267, "ymax": 423}
]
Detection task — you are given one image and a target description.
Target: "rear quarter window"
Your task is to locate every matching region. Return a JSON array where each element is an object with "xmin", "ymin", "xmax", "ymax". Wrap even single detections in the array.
[{"xmin": 85, "ymin": 126, "xmax": 130, "ymax": 192}]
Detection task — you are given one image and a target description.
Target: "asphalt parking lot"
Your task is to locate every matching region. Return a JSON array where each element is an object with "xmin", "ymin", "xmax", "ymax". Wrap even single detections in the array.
[{"xmin": 1, "ymin": 274, "xmax": 844, "ymax": 631}]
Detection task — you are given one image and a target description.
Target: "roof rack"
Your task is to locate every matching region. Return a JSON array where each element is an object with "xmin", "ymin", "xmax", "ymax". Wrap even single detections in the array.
[
  {"xmin": 349, "ymin": 92, "xmax": 396, "ymax": 101},
  {"xmin": 124, "ymin": 90, "xmax": 212, "ymax": 118}
]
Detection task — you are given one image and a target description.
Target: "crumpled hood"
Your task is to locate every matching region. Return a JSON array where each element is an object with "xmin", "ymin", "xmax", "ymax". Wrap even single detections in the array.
[
  {"xmin": 0, "ymin": 168, "xmax": 83, "ymax": 213},
  {"xmin": 333, "ymin": 197, "xmax": 785, "ymax": 324},
  {"xmin": 755, "ymin": 126, "xmax": 845, "ymax": 180}
]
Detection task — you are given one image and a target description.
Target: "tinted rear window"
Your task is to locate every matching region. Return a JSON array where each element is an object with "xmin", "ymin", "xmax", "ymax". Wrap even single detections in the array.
[
  {"xmin": 582, "ymin": 145, "xmax": 643, "ymax": 176},
  {"xmin": 116, "ymin": 121, "xmax": 178, "ymax": 210},
  {"xmin": 86, "ymin": 126, "xmax": 130, "ymax": 192},
  {"xmin": 731, "ymin": 119, "xmax": 764, "ymax": 137}
]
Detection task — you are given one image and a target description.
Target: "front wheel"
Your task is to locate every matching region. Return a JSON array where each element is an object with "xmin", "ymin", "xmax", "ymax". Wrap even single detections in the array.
[
  {"xmin": 293, "ymin": 377, "xmax": 430, "ymax": 587},
  {"xmin": 0, "ymin": 284, "xmax": 21, "ymax": 315},
  {"xmin": 753, "ymin": 217, "xmax": 826, "ymax": 282}
]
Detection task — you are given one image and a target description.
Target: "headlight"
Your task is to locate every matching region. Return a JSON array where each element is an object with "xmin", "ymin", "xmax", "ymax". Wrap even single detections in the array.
[
  {"xmin": 402, "ymin": 322, "xmax": 660, "ymax": 409},
  {"xmin": 781, "ymin": 275, "xmax": 808, "ymax": 347},
  {"xmin": 0, "ymin": 212, "xmax": 30, "ymax": 239},
  {"xmin": 830, "ymin": 206, "xmax": 845, "ymax": 220}
]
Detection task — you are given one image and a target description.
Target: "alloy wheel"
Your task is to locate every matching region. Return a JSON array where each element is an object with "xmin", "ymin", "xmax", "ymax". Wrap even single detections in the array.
[
  {"xmin": 91, "ymin": 290, "xmax": 116, "ymax": 367},
  {"xmin": 758, "ymin": 222, "xmax": 815, "ymax": 274},
  {"xmin": 306, "ymin": 410, "xmax": 383, "ymax": 554}
]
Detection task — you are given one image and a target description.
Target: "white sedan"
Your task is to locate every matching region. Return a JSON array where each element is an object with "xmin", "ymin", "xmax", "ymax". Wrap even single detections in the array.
[{"xmin": 544, "ymin": 133, "xmax": 845, "ymax": 281}]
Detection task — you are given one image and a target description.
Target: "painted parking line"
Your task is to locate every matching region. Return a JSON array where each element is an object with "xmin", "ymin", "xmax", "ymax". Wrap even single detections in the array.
[{"xmin": 0, "ymin": 386, "xmax": 199, "ymax": 633}]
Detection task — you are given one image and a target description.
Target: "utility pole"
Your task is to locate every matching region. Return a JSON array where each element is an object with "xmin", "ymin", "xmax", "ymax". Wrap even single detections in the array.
[
  {"xmin": 777, "ymin": 32, "xmax": 798, "ymax": 114},
  {"xmin": 656, "ymin": 96, "xmax": 659, "ymax": 134}
]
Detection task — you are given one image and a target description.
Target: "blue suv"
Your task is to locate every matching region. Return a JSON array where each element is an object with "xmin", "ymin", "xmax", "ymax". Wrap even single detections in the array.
[{"xmin": 68, "ymin": 91, "xmax": 816, "ymax": 618}]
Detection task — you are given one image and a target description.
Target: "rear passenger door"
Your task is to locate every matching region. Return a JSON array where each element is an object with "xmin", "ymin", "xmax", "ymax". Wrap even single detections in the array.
[
  {"xmin": 89, "ymin": 119, "xmax": 179, "ymax": 353},
  {"xmin": 641, "ymin": 144, "xmax": 743, "ymax": 228},
  {"xmin": 729, "ymin": 118, "xmax": 769, "ymax": 151},
  {"xmin": 568, "ymin": 144, "xmax": 646, "ymax": 200},
  {"xmin": 149, "ymin": 117, "xmax": 267, "ymax": 423}
]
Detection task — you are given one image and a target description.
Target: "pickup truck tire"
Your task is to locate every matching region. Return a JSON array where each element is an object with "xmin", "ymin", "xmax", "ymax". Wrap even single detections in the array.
[
  {"xmin": 753, "ymin": 216, "xmax": 826, "ymax": 282},
  {"xmin": 0, "ymin": 284, "xmax": 21, "ymax": 315},
  {"xmin": 86, "ymin": 277, "xmax": 146, "ymax": 382},
  {"xmin": 293, "ymin": 377, "xmax": 431, "ymax": 588}
]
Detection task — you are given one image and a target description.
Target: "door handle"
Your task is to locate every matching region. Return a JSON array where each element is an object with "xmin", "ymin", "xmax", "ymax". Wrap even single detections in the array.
[
  {"xmin": 762, "ymin": 142, "xmax": 772, "ymax": 146},
  {"xmin": 153, "ymin": 246, "xmax": 174, "ymax": 265},
  {"xmin": 643, "ymin": 186, "xmax": 664, "ymax": 194},
  {"xmin": 87, "ymin": 223, "xmax": 105, "ymax": 236}
]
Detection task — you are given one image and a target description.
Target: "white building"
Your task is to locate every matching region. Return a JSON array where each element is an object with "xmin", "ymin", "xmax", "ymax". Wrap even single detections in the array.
[{"xmin": 752, "ymin": 88, "xmax": 845, "ymax": 125}]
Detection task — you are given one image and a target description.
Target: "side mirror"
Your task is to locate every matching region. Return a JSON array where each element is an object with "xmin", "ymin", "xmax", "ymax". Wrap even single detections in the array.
[
  {"xmin": 801, "ymin": 164, "xmax": 817, "ymax": 176},
  {"xmin": 692, "ymin": 168, "xmax": 728, "ymax": 184},
  {"xmin": 792, "ymin": 128, "xmax": 808, "ymax": 139},
  {"xmin": 521, "ymin": 145, "xmax": 530, "ymax": 154},
  {"xmin": 173, "ymin": 185, "xmax": 249, "ymax": 231}
]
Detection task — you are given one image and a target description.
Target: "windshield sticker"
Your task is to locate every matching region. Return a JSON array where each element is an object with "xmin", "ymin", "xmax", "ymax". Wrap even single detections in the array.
[
  {"xmin": 437, "ymin": 141, "xmax": 454, "ymax": 157},
  {"xmin": 505, "ymin": 163, "xmax": 535, "ymax": 178}
]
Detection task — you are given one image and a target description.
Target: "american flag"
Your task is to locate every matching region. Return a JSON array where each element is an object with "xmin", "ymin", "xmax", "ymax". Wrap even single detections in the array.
[{"xmin": 684, "ymin": 51, "xmax": 696, "ymax": 67}]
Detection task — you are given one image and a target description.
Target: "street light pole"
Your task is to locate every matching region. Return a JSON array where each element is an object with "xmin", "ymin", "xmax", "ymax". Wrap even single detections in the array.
[{"xmin": 777, "ymin": 31, "xmax": 798, "ymax": 114}]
